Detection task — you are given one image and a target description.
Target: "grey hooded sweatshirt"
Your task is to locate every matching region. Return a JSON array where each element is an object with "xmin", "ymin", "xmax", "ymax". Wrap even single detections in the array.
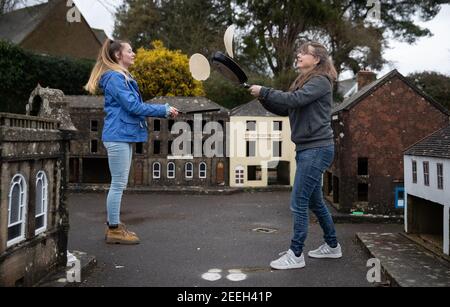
[{"xmin": 258, "ymin": 75, "xmax": 334, "ymax": 151}]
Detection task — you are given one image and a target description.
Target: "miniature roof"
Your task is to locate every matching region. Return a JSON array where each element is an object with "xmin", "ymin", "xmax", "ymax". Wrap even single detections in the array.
[
  {"xmin": 0, "ymin": 1, "xmax": 55, "ymax": 44},
  {"xmin": 0, "ymin": 0, "xmax": 108, "ymax": 45},
  {"xmin": 92, "ymin": 28, "xmax": 108, "ymax": 44},
  {"xmin": 332, "ymin": 70, "xmax": 449, "ymax": 116},
  {"xmin": 149, "ymin": 96, "xmax": 229, "ymax": 114},
  {"xmin": 66, "ymin": 95, "xmax": 104, "ymax": 109},
  {"xmin": 66, "ymin": 96, "xmax": 229, "ymax": 114},
  {"xmin": 404, "ymin": 125, "xmax": 450, "ymax": 159},
  {"xmin": 230, "ymin": 99, "xmax": 278, "ymax": 117}
]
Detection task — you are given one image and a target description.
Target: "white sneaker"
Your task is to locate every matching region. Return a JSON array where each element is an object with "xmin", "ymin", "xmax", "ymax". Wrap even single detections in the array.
[
  {"xmin": 270, "ymin": 249, "xmax": 306, "ymax": 270},
  {"xmin": 308, "ymin": 243, "xmax": 342, "ymax": 259}
]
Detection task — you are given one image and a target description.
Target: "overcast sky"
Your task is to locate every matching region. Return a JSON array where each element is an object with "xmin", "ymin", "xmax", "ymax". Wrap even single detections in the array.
[{"xmin": 26, "ymin": 1, "xmax": 450, "ymax": 78}]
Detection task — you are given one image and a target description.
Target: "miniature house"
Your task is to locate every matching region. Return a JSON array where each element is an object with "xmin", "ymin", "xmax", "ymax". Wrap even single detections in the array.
[
  {"xmin": 325, "ymin": 70, "xmax": 449, "ymax": 214},
  {"xmin": 404, "ymin": 125, "xmax": 450, "ymax": 256},
  {"xmin": 229, "ymin": 100, "xmax": 296, "ymax": 188},
  {"xmin": 0, "ymin": 86, "xmax": 75, "ymax": 286},
  {"xmin": 147, "ymin": 97, "xmax": 230, "ymax": 187},
  {"xmin": 66, "ymin": 95, "xmax": 230, "ymax": 188}
]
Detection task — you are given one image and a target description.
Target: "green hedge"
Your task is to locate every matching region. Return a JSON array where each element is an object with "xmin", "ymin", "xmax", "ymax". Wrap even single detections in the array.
[{"xmin": 0, "ymin": 40, "xmax": 94, "ymax": 114}]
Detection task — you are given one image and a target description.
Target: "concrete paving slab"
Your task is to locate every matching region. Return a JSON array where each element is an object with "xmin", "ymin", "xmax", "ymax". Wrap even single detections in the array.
[{"xmin": 356, "ymin": 232, "xmax": 450, "ymax": 287}]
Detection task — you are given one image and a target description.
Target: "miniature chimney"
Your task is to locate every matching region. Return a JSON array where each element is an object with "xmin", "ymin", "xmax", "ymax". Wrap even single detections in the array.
[{"xmin": 357, "ymin": 70, "xmax": 377, "ymax": 90}]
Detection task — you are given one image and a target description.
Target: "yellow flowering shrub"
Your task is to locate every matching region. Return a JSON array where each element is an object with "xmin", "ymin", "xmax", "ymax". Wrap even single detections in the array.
[{"xmin": 130, "ymin": 40, "xmax": 205, "ymax": 100}]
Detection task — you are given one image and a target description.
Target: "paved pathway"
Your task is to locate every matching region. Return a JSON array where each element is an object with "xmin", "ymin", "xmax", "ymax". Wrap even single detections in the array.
[{"xmin": 67, "ymin": 191, "xmax": 403, "ymax": 287}]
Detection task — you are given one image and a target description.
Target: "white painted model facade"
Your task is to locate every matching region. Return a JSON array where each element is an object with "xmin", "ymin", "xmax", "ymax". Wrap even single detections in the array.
[{"xmin": 404, "ymin": 154, "xmax": 449, "ymax": 255}]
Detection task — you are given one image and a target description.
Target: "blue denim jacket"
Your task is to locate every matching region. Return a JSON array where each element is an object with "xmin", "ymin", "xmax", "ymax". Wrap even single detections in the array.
[{"xmin": 99, "ymin": 70, "xmax": 169, "ymax": 143}]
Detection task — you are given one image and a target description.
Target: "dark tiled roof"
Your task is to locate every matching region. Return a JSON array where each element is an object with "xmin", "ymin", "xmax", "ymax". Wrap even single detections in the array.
[
  {"xmin": 66, "ymin": 96, "xmax": 229, "ymax": 114},
  {"xmin": 230, "ymin": 99, "xmax": 278, "ymax": 117},
  {"xmin": 92, "ymin": 28, "xmax": 108, "ymax": 44},
  {"xmin": 0, "ymin": 1, "xmax": 108, "ymax": 47},
  {"xmin": 66, "ymin": 95, "xmax": 104, "ymax": 109},
  {"xmin": 404, "ymin": 125, "xmax": 450, "ymax": 159},
  {"xmin": 332, "ymin": 69, "xmax": 449, "ymax": 116},
  {"xmin": 333, "ymin": 70, "xmax": 398, "ymax": 114},
  {"xmin": 0, "ymin": 1, "xmax": 57, "ymax": 44},
  {"xmin": 149, "ymin": 96, "xmax": 229, "ymax": 114}
]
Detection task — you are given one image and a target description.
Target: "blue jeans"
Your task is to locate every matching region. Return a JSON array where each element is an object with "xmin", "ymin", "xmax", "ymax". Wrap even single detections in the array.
[
  {"xmin": 103, "ymin": 142, "xmax": 133, "ymax": 226},
  {"xmin": 290, "ymin": 145, "xmax": 338, "ymax": 256}
]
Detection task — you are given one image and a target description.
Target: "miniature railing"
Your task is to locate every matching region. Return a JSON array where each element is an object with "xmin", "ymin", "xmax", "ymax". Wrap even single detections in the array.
[{"xmin": 0, "ymin": 113, "xmax": 60, "ymax": 130}]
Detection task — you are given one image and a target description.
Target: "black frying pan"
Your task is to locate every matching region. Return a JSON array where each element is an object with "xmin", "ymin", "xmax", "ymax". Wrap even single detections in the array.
[
  {"xmin": 178, "ymin": 108, "xmax": 222, "ymax": 114},
  {"xmin": 211, "ymin": 51, "xmax": 251, "ymax": 88}
]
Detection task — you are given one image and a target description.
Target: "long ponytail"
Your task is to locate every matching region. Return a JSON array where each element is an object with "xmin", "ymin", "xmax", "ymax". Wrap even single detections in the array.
[{"xmin": 84, "ymin": 39, "xmax": 130, "ymax": 94}]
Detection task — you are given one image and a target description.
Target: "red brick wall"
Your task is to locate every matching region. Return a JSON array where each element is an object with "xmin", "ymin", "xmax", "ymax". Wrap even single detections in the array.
[{"xmin": 334, "ymin": 75, "xmax": 448, "ymax": 214}]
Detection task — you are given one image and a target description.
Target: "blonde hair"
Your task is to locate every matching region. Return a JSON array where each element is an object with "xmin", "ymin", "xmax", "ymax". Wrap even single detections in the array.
[
  {"xmin": 289, "ymin": 42, "xmax": 337, "ymax": 91},
  {"xmin": 85, "ymin": 39, "xmax": 130, "ymax": 94}
]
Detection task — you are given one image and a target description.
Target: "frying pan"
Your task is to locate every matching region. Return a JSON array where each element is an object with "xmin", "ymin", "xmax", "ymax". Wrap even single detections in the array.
[
  {"xmin": 211, "ymin": 51, "xmax": 251, "ymax": 88},
  {"xmin": 178, "ymin": 108, "xmax": 222, "ymax": 114}
]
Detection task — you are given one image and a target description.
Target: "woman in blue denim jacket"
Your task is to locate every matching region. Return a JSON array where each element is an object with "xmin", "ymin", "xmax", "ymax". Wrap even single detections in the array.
[
  {"xmin": 249, "ymin": 42, "xmax": 342, "ymax": 269},
  {"xmin": 85, "ymin": 39, "xmax": 179, "ymax": 244}
]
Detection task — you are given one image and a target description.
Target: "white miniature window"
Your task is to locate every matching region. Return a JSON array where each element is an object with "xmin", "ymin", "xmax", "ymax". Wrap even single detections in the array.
[
  {"xmin": 423, "ymin": 161, "xmax": 430, "ymax": 186},
  {"xmin": 35, "ymin": 171, "xmax": 48, "ymax": 235},
  {"xmin": 199, "ymin": 162, "xmax": 207, "ymax": 179},
  {"xmin": 167, "ymin": 162, "xmax": 176, "ymax": 179},
  {"xmin": 185, "ymin": 162, "xmax": 193, "ymax": 179},
  {"xmin": 273, "ymin": 121, "xmax": 282, "ymax": 131},
  {"xmin": 153, "ymin": 162, "xmax": 161, "ymax": 179},
  {"xmin": 235, "ymin": 166, "xmax": 244, "ymax": 186},
  {"xmin": 437, "ymin": 163, "xmax": 443, "ymax": 190},
  {"xmin": 412, "ymin": 160, "xmax": 417, "ymax": 184},
  {"xmin": 7, "ymin": 174, "xmax": 27, "ymax": 247}
]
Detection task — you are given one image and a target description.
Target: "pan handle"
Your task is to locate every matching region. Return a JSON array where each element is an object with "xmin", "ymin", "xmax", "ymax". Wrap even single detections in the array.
[{"xmin": 242, "ymin": 83, "xmax": 251, "ymax": 89}]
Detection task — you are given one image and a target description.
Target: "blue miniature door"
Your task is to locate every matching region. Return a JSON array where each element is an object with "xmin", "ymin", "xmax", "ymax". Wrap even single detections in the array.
[{"xmin": 395, "ymin": 187, "xmax": 405, "ymax": 209}]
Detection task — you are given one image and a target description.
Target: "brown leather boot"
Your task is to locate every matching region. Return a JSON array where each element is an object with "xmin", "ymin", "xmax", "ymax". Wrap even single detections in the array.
[
  {"xmin": 105, "ymin": 225, "xmax": 140, "ymax": 245},
  {"xmin": 119, "ymin": 223, "xmax": 137, "ymax": 236},
  {"xmin": 105, "ymin": 223, "xmax": 137, "ymax": 238}
]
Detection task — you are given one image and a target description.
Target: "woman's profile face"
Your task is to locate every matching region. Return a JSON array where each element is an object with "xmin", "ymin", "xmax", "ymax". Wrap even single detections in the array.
[
  {"xmin": 296, "ymin": 45, "xmax": 319, "ymax": 72},
  {"xmin": 116, "ymin": 43, "xmax": 136, "ymax": 68}
]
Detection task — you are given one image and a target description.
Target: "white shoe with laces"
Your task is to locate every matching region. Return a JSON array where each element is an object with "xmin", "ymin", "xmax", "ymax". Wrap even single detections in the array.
[
  {"xmin": 270, "ymin": 249, "xmax": 306, "ymax": 270},
  {"xmin": 308, "ymin": 243, "xmax": 342, "ymax": 259}
]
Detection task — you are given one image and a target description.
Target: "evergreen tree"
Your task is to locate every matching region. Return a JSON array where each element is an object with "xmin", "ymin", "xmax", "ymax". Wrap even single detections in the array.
[{"xmin": 407, "ymin": 71, "xmax": 450, "ymax": 111}]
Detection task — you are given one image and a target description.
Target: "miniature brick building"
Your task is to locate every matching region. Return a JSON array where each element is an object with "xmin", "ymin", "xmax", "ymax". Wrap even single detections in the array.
[{"xmin": 325, "ymin": 70, "xmax": 449, "ymax": 214}]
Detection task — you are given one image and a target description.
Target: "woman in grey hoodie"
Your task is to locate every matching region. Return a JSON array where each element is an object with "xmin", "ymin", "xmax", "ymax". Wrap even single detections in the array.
[{"xmin": 249, "ymin": 42, "xmax": 342, "ymax": 270}]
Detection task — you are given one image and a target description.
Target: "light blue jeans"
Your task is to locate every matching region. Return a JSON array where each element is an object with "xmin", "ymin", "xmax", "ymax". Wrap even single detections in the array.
[
  {"xmin": 290, "ymin": 145, "xmax": 338, "ymax": 256},
  {"xmin": 103, "ymin": 142, "xmax": 133, "ymax": 226}
]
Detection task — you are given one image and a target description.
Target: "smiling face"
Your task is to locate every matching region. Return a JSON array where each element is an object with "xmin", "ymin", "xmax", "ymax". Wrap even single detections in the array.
[
  {"xmin": 116, "ymin": 43, "xmax": 136, "ymax": 69},
  {"xmin": 296, "ymin": 45, "xmax": 320, "ymax": 73}
]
